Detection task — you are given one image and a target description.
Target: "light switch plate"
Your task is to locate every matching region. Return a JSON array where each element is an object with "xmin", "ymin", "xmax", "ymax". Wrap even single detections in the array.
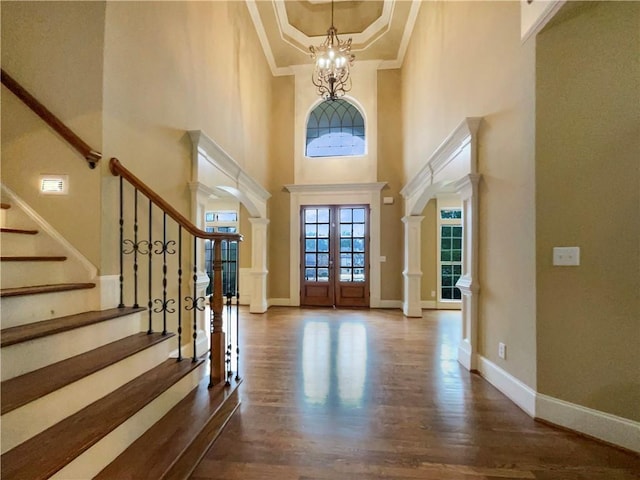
[{"xmin": 553, "ymin": 246, "xmax": 580, "ymax": 266}]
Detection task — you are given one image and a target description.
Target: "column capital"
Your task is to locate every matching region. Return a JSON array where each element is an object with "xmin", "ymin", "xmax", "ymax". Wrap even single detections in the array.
[
  {"xmin": 453, "ymin": 173, "xmax": 481, "ymax": 200},
  {"xmin": 248, "ymin": 217, "xmax": 270, "ymax": 226},
  {"xmin": 401, "ymin": 215, "xmax": 424, "ymax": 225}
]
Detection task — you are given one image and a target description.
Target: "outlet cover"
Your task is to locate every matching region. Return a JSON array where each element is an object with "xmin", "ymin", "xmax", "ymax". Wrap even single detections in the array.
[
  {"xmin": 498, "ymin": 342, "xmax": 506, "ymax": 360},
  {"xmin": 553, "ymin": 246, "xmax": 580, "ymax": 266}
]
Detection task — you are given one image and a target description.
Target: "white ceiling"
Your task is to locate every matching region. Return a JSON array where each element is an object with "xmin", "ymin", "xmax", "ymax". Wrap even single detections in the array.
[{"xmin": 246, "ymin": 0, "xmax": 422, "ymax": 75}]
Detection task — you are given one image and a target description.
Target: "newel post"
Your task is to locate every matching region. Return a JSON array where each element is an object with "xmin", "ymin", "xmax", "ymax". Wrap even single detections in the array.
[{"xmin": 209, "ymin": 239, "xmax": 226, "ymax": 387}]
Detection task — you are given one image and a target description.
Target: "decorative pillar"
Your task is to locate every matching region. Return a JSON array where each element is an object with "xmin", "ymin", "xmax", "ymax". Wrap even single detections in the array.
[
  {"xmin": 455, "ymin": 174, "xmax": 481, "ymax": 371},
  {"xmin": 402, "ymin": 215, "xmax": 424, "ymax": 317},
  {"xmin": 188, "ymin": 182, "xmax": 215, "ymax": 358},
  {"xmin": 248, "ymin": 217, "xmax": 269, "ymax": 313}
]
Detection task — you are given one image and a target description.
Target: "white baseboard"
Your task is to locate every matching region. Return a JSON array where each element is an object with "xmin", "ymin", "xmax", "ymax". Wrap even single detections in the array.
[
  {"xmin": 457, "ymin": 339, "xmax": 475, "ymax": 371},
  {"xmin": 421, "ymin": 300, "xmax": 437, "ymax": 309},
  {"xmin": 477, "ymin": 355, "xmax": 537, "ymax": 417},
  {"xmin": 475, "ymin": 355, "xmax": 639, "ymax": 452},
  {"xmin": 268, "ymin": 298, "xmax": 292, "ymax": 307},
  {"xmin": 238, "ymin": 268, "xmax": 252, "ymax": 306},
  {"xmin": 435, "ymin": 301, "xmax": 461, "ymax": 310},
  {"xmin": 536, "ymin": 393, "xmax": 640, "ymax": 453},
  {"xmin": 378, "ymin": 300, "xmax": 402, "ymax": 309}
]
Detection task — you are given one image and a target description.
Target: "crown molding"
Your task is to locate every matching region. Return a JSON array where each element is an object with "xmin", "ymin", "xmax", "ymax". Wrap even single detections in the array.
[
  {"xmin": 188, "ymin": 130, "xmax": 271, "ymax": 202},
  {"xmin": 401, "ymin": 117, "xmax": 482, "ymax": 200},
  {"xmin": 246, "ymin": 0, "xmax": 421, "ymax": 75},
  {"xmin": 284, "ymin": 182, "xmax": 387, "ymax": 194}
]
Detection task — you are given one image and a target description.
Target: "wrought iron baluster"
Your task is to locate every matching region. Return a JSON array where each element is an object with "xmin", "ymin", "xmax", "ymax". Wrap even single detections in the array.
[
  {"xmin": 225, "ymin": 240, "xmax": 232, "ymax": 386},
  {"xmin": 133, "ymin": 189, "xmax": 139, "ymax": 308},
  {"xmin": 151, "ymin": 213, "xmax": 177, "ymax": 335},
  {"xmin": 225, "ymin": 291, "xmax": 232, "ymax": 386},
  {"xmin": 193, "ymin": 237, "xmax": 198, "ymax": 362},
  {"xmin": 147, "ymin": 199, "xmax": 153, "ymax": 334},
  {"xmin": 122, "ymin": 189, "xmax": 150, "ymax": 308},
  {"xmin": 185, "ymin": 236, "xmax": 205, "ymax": 363},
  {"xmin": 177, "ymin": 226, "xmax": 183, "ymax": 361},
  {"xmin": 235, "ymin": 239, "xmax": 240, "ymax": 381},
  {"xmin": 118, "ymin": 177, "xmax": 124, "ymax": 308},
  {"xmin": 162, "ymin": 213, "xmax": 168, "ymax": 335}
]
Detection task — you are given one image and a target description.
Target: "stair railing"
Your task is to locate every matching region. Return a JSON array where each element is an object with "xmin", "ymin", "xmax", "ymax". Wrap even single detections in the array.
[
  {"xmin": 1, "ymin": 69, "xmax": 101, "ymax": 169},
  {"xmin": 110, "ymin": 158, "xmax": 241, "ymax": 387}
]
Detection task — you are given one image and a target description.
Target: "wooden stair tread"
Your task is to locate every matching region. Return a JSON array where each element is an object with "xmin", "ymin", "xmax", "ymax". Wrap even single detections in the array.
[
  {"xmin": 0, "ymin": 282, "xmax": 95, "ymax": 298},
  {"xmin": 0, "ymin": 227, "xmax": 38, "ymax": 235},
  {"xmin": 0, "ymin": 357, "xmax": 204, "ymax": 480},
  {"xmin": 1, "ymin": 331, "xmax": 174, "ymax": 415},
  {"xmin": 0, "ymin": 255, "xmax": 66, "ymax": 261},
  {"xmin": 95, "ymin": 376, "xmax": 241, "ymax": 480},
  {"xmin": 0, "ymin": 306, "xmax": 145, "ymax": 347}
]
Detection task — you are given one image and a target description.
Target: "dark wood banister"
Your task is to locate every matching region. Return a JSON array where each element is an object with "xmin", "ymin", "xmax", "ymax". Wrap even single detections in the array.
[
  {"xmin": 1, "ymin": 69, "xmax": 102, "ymax": 169},
  {"xmin": 109, "ymin": 158, "xmax": 243, "ymax": 243}
]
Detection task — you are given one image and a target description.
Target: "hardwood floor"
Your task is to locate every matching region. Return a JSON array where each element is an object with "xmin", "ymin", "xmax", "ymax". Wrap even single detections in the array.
[{"xmin": 191, "ymin": 307, "xmax": 640, "ymax": 480}]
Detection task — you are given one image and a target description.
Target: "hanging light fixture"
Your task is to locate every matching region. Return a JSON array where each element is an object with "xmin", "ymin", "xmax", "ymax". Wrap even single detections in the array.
[{"xmin": 309, "ymin": 0, "xmax": 355, "ymax": 101}]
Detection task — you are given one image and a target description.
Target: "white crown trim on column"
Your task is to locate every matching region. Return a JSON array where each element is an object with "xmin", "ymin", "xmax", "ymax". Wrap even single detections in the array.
[
  {"xmin": 188, "ymin": 130, "xmax": 271, "ymax": 204},
  {"xmin": 401, "ymin": 117, "xmax": 481, "ymax": 203}
]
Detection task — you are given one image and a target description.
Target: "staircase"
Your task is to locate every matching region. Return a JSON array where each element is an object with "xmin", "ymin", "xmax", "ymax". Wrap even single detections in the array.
[{"xmin": 0, "ymin": 193, "xmax": 241, "ymax": 479}]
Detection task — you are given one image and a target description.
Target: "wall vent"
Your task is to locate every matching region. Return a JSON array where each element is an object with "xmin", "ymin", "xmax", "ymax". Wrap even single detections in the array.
[{"xmin": 39, "ymin": 175, "xmax": 69, "ymax": 195}]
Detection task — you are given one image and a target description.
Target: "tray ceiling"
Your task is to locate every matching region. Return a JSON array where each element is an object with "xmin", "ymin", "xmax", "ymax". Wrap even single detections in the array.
[{"xmin": 246, "ymin": 0, "xmax": 421, "ymax": 75}]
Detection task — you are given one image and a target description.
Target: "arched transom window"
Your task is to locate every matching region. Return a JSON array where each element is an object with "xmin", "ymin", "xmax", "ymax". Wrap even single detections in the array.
[{"xmin": 306, "ymin": 99, "xmax": 365, "ymax": 158}]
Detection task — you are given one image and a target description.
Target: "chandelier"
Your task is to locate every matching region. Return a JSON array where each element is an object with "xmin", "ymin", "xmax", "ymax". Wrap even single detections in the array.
[{"xmin": 309, "ymin": 0, "xmax": 355, "ymax": 101}]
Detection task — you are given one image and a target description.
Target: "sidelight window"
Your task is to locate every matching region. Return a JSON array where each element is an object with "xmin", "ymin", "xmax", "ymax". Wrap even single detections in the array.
[{"xmin": 440, "ymin": 213, "xmax": 463, "ymax": 300}]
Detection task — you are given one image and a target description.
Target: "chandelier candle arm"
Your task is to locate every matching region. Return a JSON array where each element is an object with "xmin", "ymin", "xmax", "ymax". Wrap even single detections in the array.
[{"xmin": 309, "ymin": 0, "xmax": 355, "ymax": 101}]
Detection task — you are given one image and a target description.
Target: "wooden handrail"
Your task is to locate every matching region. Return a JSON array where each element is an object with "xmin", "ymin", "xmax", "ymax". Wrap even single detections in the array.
[
  {"xmin": 109, "ymin": 158, "xmax": 243, "ymax": 243},
  {"xmin": 1, "ymin": 69, "xmax": 102, "ymax": 169}
]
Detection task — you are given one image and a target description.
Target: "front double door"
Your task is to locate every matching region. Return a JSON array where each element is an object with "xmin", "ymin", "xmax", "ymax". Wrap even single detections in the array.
[{"xmin": 300, "ymin": 205, "xmax": 370, "ymax": 307}]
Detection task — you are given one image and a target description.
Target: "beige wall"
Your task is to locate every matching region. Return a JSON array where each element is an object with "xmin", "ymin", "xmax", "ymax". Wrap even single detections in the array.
[
  {"xmin": 101, "ymin": 1, "xmax": 272, "ymax": 276},
  {"xmin": 419, "ymin": 200, "xmax": 438, "ymax": 304},
  {"xmin": 536, "ymin": 2, "xmax": 640, "ymax": 421},
  {"xmin": 377, "ymin": 69, "xmax": 404, "ymax": 302},
  {"xmin": 267, "ymin": 76, "xmax": 295, "ymax": 300},
  {"xmin": 239, "ymin": 204, "xmax": 252, "ymax": 270},
  {"xmin": 1, "ymin": 1, "xmax": 105, "ymax": 267},
  {"xmin": 402, "ymin": 1, "xmax": 537, "ymax": 387}
]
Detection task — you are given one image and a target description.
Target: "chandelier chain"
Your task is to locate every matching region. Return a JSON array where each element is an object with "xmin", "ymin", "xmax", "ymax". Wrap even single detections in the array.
[{"xmin": 309, "ymin": 0, "xmax": 355, "ymax": 101}]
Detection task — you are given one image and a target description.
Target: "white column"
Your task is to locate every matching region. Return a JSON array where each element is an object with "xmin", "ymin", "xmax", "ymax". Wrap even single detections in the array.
[
  {"xmin": 248, "ymin": 217, "xmax": 269, "ymax": 313},
  {"xmin": 402, "ymin": 215, "xmax": 424, "ymax": 317},
  {"xmin": 187, "ymin": 183, "xmax": 215, "ymax": 357},
  {"xmin": 455, "ymin": 174, "xmax": 481, "ymax": 371}
]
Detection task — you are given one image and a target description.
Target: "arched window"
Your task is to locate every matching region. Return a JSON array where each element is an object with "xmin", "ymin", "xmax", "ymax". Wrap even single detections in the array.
[{"xmin": 306, "ymin": 99, "xmax": 365, "ymax": 157}]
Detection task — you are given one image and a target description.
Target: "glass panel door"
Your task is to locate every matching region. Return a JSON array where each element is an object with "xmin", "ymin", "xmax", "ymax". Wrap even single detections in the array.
[
  {"xmin": 301, "ymin": 207, "xmax": 334, "ymax": 306},
  {"xmin": 300, "ymin": 205, "xmax": 369, "ymax": 308}
]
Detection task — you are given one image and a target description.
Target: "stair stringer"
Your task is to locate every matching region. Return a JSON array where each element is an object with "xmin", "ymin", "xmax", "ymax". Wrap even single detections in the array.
[
  {"xmin": 0, "ymin": 183, "xmax": 97, "ymax": 284},
  {"xmin": 1, "ymin": 311, "xmax": 148, "ymax": 381},
  {"xmin": 51, "ymin": 361, "xmax": 207, "ymax": 480},
  {"xmin": 1, "ymin": 325, "xmax": 173, "ymax": 453}
]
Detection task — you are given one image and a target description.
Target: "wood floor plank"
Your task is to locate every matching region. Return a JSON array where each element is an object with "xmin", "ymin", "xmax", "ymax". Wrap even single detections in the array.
[
  {"xmin": 0, "ymin": 306, "xmax": 145, "ymax": 347},
  {"xmin": 0, "ymin": 282, "xmax": 95, "ymax": 298},
  {"xmin": 0, "ymin": 357, "xmax": 204, "ymax": 480},
  {"xmin": 189, "ymin": 307, "xmax": 640, "ymax": 480},
  {"xmin": 1, "ymin": 331, "xmax": 174, "ymax": 414},
  {"xmin": 0, "ymin": 203, "xmax": 10, "ymax": 209},
  {"xmin": 95, "ymin": 377, "xmax": 241, "ymax": 480}
]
